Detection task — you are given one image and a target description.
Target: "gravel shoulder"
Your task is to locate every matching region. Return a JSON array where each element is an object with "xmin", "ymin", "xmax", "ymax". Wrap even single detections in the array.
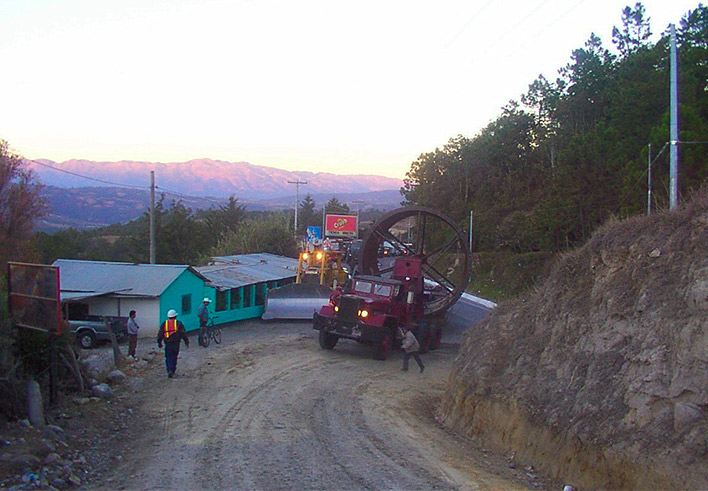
[{"xmin": 8, "ymin": 320, "xmax": 549, "ymax": 490}]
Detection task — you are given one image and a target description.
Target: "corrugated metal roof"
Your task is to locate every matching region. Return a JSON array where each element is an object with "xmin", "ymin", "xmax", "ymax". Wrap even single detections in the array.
[
  {"xmin": 198, "ymin": 253, "xmax": 298, "ymax": 289},
  {"xmin": 53, "ymin": 259, "xmax": 201, "ymax": 298},
  {"xmin": 210, "ymin": 253, "xmax": 298, "ymax": 270}
]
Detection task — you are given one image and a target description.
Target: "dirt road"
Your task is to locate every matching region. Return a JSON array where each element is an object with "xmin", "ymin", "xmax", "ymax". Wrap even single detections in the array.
[{"xmin": 93, "ymin": 321, "xmax": 539, "ymax": 490}]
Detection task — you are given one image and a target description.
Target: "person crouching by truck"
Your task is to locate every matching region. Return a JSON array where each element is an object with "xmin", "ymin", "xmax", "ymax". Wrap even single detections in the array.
[
  {"xmin": 400, "ymin": 326, "xmax": 425, "ymax": 373},
  {"xmin": 157, "ymin": 309, "xmax": 189, "ymax": 378}
]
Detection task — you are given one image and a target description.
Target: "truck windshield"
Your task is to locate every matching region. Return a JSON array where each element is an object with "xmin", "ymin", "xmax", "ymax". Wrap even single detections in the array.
[
  {"xmin": 373, "ymin": 284, "xmax": 393, "ymax": 297},
  {"xmin": 353, "ymin": 280, "xmax": 373, "ymax": 294}
]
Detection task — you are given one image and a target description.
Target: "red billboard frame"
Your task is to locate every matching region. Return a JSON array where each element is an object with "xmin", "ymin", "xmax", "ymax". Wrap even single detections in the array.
[
  {"xmin": 8, "ymin": 262, "xmax": 62, "ymax": 334},
  {"xmin": 325, "ymin": 214, "xmax": 358, "ymax": 237}
]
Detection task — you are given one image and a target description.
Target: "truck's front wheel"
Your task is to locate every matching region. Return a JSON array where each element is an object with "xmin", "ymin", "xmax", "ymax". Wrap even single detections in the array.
[
  {"xmin": 418, "ymin": 324, "xmax": 431, "ymax": 354},
  {"xmin": 77, "ymin": 331, "xmax": 96, "ymax": 349},
  {"xmin": 319, "ymin": 330, "xmax": 338, "ymax": 350},
  {"xmin": 372, "ymin": 332, "xmax": 392, "ymax": 360},
  {"xmin": 429, "ymin": 325, "xmax": 443, "ymax": 350}
]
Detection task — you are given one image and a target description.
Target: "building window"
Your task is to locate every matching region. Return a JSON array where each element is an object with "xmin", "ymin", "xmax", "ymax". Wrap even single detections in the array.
[
  {"xmin": 181, "ymin": 294, "xmax": 192, "ymax": 315},
  {"xmin": 255, "ymin": 283, "xmax": 266, "ymax": 306},
  {"xmin": 230, "ymin": 288, "xmax": 241, "ymax": 309},
  {"xmin": 215, "ymin": 289, "xmax": 228, "ymax": 312},
  {"xmin": 243, "ymin": 286, "xmax": 251, "ymax": 308}
]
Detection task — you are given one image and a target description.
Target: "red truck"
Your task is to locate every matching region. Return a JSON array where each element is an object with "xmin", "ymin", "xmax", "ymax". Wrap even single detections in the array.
[{"xmin": 313, "ymin": 256, "xmax": 441, "ymax": 360}]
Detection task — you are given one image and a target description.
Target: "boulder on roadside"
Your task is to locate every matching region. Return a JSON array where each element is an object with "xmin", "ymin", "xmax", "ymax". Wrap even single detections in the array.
[
  {"xmin": 80, "ymin": 351, "xmax": 115, "ymax": 381},
  {"xmin": 42, "ymin": 425, "xmax": 67, "ymax": 444},
  {"xmin": 91, "ymin": 383, "xmax": 114, "ymax": 399},
  {"xmin": 26, "ymin": 380, "xmax": 45, "ymax": 428},
  {"xmin": 72, "ymin": 397, "xmax": 91, "ymax": 406},
  {"xmin": 107, "ymin": 369, "xmax": 127, "ymax": 384}
]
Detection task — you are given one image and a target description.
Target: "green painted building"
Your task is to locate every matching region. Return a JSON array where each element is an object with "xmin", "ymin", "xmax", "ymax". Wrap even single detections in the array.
[
  {"xmin": 55, "ymin": 259, "xmax": 211, "ymax": 338},
  {"xmin": 55, "ymin": 254, "xmax": 298, "ymax": 338},
  {"xmin": 197, "ymin": 253, "xmax": 298, "ymax": 323}
]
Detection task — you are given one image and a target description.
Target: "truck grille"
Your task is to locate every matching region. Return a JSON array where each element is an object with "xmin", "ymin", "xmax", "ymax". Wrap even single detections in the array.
[{"xmin": 337, "ymin": 295, "xmax": 361, "ymax": 323}]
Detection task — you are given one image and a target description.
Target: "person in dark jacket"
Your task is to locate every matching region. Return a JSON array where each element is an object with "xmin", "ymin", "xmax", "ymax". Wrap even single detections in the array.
[{"xmin": 157, "ymin": 309, "xmax": 189, "ymax": 378}]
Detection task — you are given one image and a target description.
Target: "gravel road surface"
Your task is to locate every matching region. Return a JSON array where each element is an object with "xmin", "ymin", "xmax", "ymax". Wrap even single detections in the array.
[{"xmin": 91, "ymin": 320, "xmax": 535, "ymax": 490}]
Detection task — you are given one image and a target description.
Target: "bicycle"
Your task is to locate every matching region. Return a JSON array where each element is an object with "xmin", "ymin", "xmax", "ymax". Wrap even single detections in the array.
[{"xmin": 198, "ymin": 316, "xmax": 221, "ymax": 347}]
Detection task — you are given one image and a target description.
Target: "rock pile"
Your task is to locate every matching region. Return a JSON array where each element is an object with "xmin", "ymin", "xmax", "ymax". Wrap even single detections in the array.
[{"xmin": 0, "ymin": 349, "xmax": 158, "ymax": 489}]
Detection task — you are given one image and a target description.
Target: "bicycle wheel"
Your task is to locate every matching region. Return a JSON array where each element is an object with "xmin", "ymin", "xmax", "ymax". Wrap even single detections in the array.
[
  {"xmin": 213, "ymin": 327, "xmax": 222, "ymax": 344},
  {"xmin": 199, "ymin": 326, "xmax": 210, "ymax": 348}
]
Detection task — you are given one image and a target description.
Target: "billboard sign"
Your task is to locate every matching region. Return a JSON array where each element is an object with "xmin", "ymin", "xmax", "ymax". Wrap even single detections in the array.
[
  {"xmin": 325, "ymin": 214, "xmax": 358, "ymax": 237},
  {"xmin": 8, "ymin": 262, "xmax": 62, "ymax": 334}
]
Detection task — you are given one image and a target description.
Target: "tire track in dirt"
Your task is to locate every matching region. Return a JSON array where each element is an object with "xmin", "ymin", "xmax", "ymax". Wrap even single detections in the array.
[
  {"xmin": 190, "ymin": 337, "xmax": 454, "ymax": 489},
  {"xmin": 194, "ymin": 350, "xmax": 327, "ymax": 489}
]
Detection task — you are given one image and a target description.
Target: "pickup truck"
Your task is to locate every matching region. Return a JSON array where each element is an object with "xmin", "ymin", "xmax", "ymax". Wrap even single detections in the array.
[{"xmin": 68, "ymin": 315, "xmax": 129, "ymax": 349}]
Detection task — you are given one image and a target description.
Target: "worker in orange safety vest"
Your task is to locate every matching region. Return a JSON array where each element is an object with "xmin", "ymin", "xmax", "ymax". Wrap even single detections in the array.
[{"xmin": 157, "ymin": 309, "xmax": 189, "ymax": 378}]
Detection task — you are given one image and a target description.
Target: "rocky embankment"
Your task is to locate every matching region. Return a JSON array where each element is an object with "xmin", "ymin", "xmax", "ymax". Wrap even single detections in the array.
[{"xmin": 441, "ymin": 189, "xmax": 708, "ymax": 489}]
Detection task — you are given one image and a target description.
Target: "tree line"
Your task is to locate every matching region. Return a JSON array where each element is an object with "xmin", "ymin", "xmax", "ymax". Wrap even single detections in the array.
[
  {"xmin": 28, "ymin": 191, "xmax": 377, "ymax": 266},
  {"xmin": 401, "ymin": 3, "xmax": 708, "ymax": 253}
]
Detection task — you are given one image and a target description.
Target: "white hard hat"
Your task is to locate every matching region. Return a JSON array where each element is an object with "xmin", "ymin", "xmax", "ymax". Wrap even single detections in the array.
[
  {"xmin": 203, "ymin": 298, "xmax": 211, "ymax": 303},
  {"xmin": 167, "ymin": 309, "xmax": 177, "ymax": 318}
]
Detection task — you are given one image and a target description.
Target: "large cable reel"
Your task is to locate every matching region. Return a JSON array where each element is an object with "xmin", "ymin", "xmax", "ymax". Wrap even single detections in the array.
[{"xmin": 359, "ymin": 206, "xmax": 471, "ymax": 317}]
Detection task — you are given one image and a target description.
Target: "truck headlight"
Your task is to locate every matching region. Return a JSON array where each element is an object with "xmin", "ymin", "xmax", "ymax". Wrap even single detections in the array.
[{"xmin": 359, "ymin": 309, "xmax": 369, "ymax": 319}]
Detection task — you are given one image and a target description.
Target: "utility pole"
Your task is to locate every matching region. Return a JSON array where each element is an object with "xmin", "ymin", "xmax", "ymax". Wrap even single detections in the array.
[
  {"xmin": 469, "ymin": 209, "xmax": 474, "ymax": 252},
  {"xmin": 669, "ymin": 23, "xmax": 679, "ymax": 209},
  {"xmin": 647, "ymin": 144, "xmax": 652, "ymax": 215},
  {"xmin": 150, "ymin": 171, "xmax": 156, "ymax": 264},
  {"xmin": 351, "ymin": 200, "xmax": 364, "ymax": 239},
  {"xmin": 288, "ymin": 179, "xmax": 307, "ymax": 237}
]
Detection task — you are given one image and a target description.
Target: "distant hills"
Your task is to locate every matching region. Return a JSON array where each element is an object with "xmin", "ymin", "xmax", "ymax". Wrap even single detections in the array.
[
  {"xmin": 29, "ymin": 158, "xmax": 403, "ymax": 200},
  {"xmin": 30, "ymin": 159, "xmax": 404, "ymax": 231}
]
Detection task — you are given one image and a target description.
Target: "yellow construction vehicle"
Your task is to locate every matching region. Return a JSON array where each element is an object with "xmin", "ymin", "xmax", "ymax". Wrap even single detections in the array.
[{"xmin": 262, "ymin": 246, "xmax": 349, "ymax": 320}]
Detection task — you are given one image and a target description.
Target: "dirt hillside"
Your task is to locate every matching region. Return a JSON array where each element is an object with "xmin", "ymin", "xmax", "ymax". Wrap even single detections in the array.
[{"xmin": 440, "ymin": 188, "xmax": 708, "ymax": 489}]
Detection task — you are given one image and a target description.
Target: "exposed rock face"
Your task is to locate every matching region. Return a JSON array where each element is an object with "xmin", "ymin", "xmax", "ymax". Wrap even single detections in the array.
[{"xmin": 441, "ymin": 190, "xmax": 708, "ymax": 489}]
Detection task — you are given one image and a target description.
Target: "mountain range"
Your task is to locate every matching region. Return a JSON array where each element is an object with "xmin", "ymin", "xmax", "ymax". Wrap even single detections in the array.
[
  {"xmin": 29, "ymin": 158, "xmax": 403, "ymax": 200},
  {"xmin": 29, "ymin": 159, "xmax": 405, "ymax": 231}
]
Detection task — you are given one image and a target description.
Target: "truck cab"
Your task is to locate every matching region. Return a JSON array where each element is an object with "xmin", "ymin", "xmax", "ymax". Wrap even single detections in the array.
[{"xmin": 313, "ymin": 257, "xmax": 426, "ymax": 360}]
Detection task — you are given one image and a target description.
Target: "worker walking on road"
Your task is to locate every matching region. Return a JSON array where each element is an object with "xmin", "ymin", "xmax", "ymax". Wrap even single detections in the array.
[
  {"xmin": 157, "ymin": 309, "xmax": 189, "ymax": 378},
  {"xmin": 401, "ymin": 326, "xmax": 425, "ymax": 373}
]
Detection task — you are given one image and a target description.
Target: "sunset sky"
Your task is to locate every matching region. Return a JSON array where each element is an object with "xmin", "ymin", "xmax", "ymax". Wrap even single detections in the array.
[{"xmin": 0, "ymin": 0, "xmax": 697, "ymax": 179}]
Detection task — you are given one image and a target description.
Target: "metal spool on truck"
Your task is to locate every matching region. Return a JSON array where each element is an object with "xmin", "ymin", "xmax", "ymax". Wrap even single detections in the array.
[{"xmin": 313, "ymin": 206, "xmax": 471, "ymax": 360}]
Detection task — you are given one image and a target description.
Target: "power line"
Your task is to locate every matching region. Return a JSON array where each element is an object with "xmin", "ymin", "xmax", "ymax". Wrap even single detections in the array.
[
  {"xmin": 28, "ymin": 159, "xmax": 149, "ymax": 190},
  {"xmin": 490, "ymin": 0, "xmax": 557, "ymax": 47},
  {"xmin": 154, "ymin": 185, "xmax": 226, "ymax": 206},
  {"xmin": 444, "ymin": 0, "xmax": 495, "ymax": 49},
  {"xmin": 519, "ymin": 0, "xmax": 588, "ymax": 49},
  {"xmin": 29, "ymin": 158, "xmax": 227, "ymax": 206}
]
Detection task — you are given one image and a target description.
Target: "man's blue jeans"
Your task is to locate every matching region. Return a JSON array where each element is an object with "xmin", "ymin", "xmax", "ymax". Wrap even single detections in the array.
[{"xmin": 164, "ymin": 342, "xmax": 180, "ymax": 374}]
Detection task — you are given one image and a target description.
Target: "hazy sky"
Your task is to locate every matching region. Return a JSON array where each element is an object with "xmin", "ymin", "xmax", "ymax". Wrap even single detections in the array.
[{"xmin": 0, "ymin": 0, "xmax": 697, "ymax": 179}]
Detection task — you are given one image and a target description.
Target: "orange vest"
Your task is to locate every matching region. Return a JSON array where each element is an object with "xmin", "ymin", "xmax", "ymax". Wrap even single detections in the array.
[{"xmin": 163, "ymin": 319, "xmax": 178, "ymax": 339}]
